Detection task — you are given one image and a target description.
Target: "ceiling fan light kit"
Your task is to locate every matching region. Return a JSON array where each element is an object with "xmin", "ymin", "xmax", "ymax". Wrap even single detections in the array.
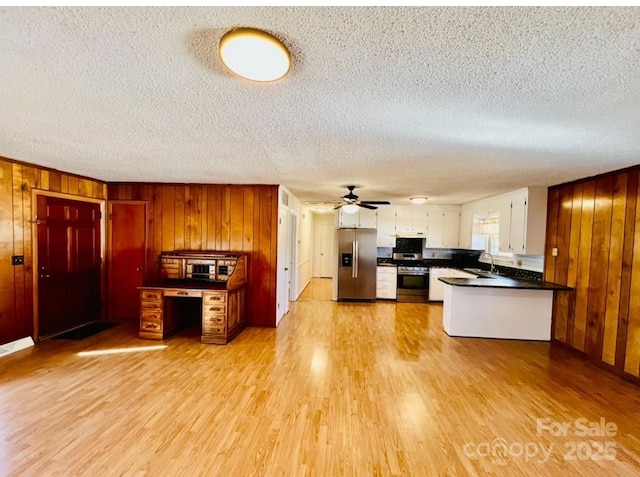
[
  {"xmin": 334, "ymin": 185, "xmax": 391, "ymax": 212},
  {"xmin": 342, "ymin": 204, "xmax": 360, "ymax": 214},
  {"xmin": 219, "ymin": 27, "xmax": 290, "ymax": 82}
]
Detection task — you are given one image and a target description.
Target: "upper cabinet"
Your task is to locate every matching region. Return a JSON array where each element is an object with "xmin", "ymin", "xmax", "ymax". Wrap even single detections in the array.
[
  {"xmin": 426, "ymin": 208, "xmax": 460, "ymax": 248},
  {"xmin": 442, "ymin": 210, "xmax": 461, "ymax": 248},
  {"xmin": 395, "ymin": 206, "xmax": 427, "ymax": 236},
  {"xmin": 336, "ymin": 207, "xmax": 377, "ymax": 229},
  {"xmin": 503, "ymin": 187, "xmax": 547, "ymax": 255},
  {"xmin": 395, "ymin": 205, "xmax": 460, "ymax": 247},
  {"xmin": 461, "ymin": 187, "xmax": 547, "ymax": 255},
  {"xmin": 337, "ymin": 204, "xmax": 463, "ymax": 249},
  {"xmin": 376, "ymin": 207, "xmax": 396, "ymax": 247},
  {"xmin": 459, "ymin": 204, "xmax": 474, "ymax": 249}
]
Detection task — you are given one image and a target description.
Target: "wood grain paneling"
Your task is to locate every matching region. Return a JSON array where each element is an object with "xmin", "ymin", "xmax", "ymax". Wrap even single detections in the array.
[
  {"xmin": 573, "ymin": 180, "xmax": 595, "ymax": 351},
  {"xmin": 0, "ymin": 156, "xmax": 106, "ymax": 345},
  {"xmin": 107, "ymin": 183, "xmax": 279, "ymax": 327},
  {"xmin": 547, "ymin": 165, "xmax": 640, "ymax": 381}
]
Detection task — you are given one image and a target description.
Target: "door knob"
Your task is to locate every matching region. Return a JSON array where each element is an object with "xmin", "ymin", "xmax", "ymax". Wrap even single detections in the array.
[{"xmin": 136, "ymin": 267, "xmax": 143, "ymax": 272}]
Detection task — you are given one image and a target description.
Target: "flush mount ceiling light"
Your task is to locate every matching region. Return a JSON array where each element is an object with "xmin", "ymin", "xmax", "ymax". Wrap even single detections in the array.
[
  {"xmin": 219, "ymin": 28, "xmax": 290, "ymax": 82},
  {"xmin": 410, "ymin": 197, "xmax": 428, "ymax": 205}
]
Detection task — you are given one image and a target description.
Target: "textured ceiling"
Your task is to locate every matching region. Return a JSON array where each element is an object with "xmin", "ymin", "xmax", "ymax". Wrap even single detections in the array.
[{"xmin": 1, "ymin": 6, "xmax": 639, "ymax": 205}]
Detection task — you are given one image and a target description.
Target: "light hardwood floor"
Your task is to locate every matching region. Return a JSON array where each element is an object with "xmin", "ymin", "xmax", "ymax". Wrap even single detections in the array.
[{"xmin": 1, "ymin": 278, "xmax": 639, "ymax": 476}]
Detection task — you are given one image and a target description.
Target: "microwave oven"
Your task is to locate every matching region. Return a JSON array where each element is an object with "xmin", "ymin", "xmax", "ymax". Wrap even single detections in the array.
[{"xmin": 394, "ymin": 237, "xmax": 424, "ymax": 254}]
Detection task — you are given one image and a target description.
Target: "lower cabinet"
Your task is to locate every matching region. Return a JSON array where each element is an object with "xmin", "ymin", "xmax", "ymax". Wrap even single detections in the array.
[
  {"xmin": 376, "ymin": 266, "xmax": 397, "ymax": 299},
  {"xmin": 429, "ymin": 268, "xmax": 476, "ymax": 301}
]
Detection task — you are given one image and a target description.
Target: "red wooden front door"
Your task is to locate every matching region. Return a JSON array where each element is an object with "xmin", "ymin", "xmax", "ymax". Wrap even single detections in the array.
[
  {"xmin": 37, "ymin": 196, "xmax": 102, "ymax": 337},
  {"xmin": 108, "ymin": 201, "xmax": 146, "ymax": 320}
]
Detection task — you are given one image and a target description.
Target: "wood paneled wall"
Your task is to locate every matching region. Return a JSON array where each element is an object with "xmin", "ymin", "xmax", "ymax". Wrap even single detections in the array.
[
  {"xmin": 108, "ymin": 183, "xmax": 278, "ymax": 327},
  {"xmin": 0, "ymin": 156, "xmax": 107, "ymax": 345},
  {"xmin": 545, "ymin": 165, "xmax": 640, "ymax": 379}
]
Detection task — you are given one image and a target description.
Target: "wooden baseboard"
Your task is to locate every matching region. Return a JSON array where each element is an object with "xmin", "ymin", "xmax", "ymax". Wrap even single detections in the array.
[{"xmin": 551, "ymin": 339, "xmax": 640, "ymax": 386}]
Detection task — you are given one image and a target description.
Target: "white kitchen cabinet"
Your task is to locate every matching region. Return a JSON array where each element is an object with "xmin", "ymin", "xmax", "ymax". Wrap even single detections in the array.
[
  {"xmin": 376, "ymin": 266, "xmax": 397, "ymax": 299},
  {"xmin": 424, "ymin": 207, "xmax": 461, "ymax": 248},
  {"xmin": 376, "ymin": 208, "xmax": 396, "ymax": 247},
  {"xmin": 509, "ymin": 189, "xmax": 527, "ymax": 254},
  {"xmin": 459, "ymin": 204, "xmax": 474, "ymax": 249},
  {"xmin": 395, "ymin": 206, "xmax": 427, "ymax": 237},
  {"xmin": 336, "ymin": 208, "xmax": 378, "ymax": 229},
  {"xmin": 442, "ymin": 211, "xmax": 460, "ymax": 248},
  {"xmin": 497, "ymin": 196, "xmax": 513, "ymax": 254},
  {"xmin": 426, "ymin": 211, "xmax": 443, "ymax": 247},
  {"xmin": 357, "ymin": 208, "xmax": 377, "ymax": 228},
  {"xmin": 498, "ymin": 187, "xmax": 547, "ymax": 255},
  {"xmin": 429, "ymin": 267, "xmax": 476, "ymax": 300},
  {"xmin": 336, "ymin": 208, "xmax": 357, "ymax": 228},
  {"xmin": 395, "ymin": 206, "xmax": 412, "ymax": 234}
]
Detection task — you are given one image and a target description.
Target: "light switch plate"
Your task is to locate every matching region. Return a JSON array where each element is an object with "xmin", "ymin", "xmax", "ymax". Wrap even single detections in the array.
[{"xmin": 552, "ymin": 248, "xmax": 559, "ymax": 257}]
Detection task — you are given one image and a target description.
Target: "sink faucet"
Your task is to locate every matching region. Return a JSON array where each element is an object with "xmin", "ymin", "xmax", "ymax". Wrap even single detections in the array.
[{"xmin": 479, "ymin": 252, "xmax": 495, "ymax": 273}]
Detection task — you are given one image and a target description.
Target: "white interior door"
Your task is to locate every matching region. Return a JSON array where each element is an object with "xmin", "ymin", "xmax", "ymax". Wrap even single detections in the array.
[
  {"xmin": 288, "ymin": 213, "xmax": 297, "ymax": 301},
  {"xmin": 319, "ymin": 223, "xmax": 334, "ymax": 278},
  {"xmin": 276, "ymin": 207, "xmax": 289, "ymax": 324}
]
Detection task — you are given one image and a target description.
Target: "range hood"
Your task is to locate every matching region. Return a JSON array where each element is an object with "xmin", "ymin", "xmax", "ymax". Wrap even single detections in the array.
[{"xmin": 396, "ymin": 233, "xmax": 426, "ymax": 238}]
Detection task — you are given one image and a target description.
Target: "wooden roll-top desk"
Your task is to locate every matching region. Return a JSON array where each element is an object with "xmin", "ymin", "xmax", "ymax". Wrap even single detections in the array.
[{"xmin": 139, "ymin": 251, "xmax": 247, "ymax": 345}]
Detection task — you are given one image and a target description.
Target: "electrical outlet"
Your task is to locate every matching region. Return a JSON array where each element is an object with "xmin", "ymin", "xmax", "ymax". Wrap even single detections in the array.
[
  {"xmin": 552, "ymin": 248, "xmax": 559, "ymax": 257},
  {"xmin": 12, "ymin": 255, "xmax": 24, "ymax": 266}
]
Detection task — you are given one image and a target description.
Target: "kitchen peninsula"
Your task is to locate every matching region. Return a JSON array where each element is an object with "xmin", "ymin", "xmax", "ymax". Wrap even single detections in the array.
[
  {"xmin": 439, "ymin": 275, "xmax": 570, "ymax": 341},
  {"xmin": 139, "ymin": 252, "xmax": 247, "ymax": 345}
]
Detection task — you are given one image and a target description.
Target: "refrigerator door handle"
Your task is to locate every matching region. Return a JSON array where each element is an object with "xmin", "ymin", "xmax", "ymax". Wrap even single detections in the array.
[
  {"xmin": 354, "ymin": 240, "xmax": 359, "ymax": 278},
  {"xmin": 351, "ymin": 240, "xmax": 356, "ymax": 278}
]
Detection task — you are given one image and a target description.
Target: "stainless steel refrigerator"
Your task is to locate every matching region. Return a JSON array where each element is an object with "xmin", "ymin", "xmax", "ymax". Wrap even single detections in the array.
[{"xmin": 337, "ymin": 228, "xmax": 377, "ymax": 301}]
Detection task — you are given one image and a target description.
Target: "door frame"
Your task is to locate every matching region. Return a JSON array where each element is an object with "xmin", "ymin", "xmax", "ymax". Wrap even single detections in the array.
[
  {"xmin": 106, "ymin": 200, "xmax": 148, "ymax": 320},
  {"xmin": 31, "ymin": 189, "xmax": 106, "ymax": 341}
]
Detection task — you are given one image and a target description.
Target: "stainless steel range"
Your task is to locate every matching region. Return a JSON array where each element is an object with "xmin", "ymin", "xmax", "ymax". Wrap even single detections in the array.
[{"xmin": 394, "ymin": 254, "xmax": 429, "ymax": 303}]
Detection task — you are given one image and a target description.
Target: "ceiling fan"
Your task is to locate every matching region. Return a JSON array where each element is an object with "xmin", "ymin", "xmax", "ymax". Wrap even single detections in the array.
[{"xmin": 333, "ymin": 185, "xmax": 391, "ymax": 210}]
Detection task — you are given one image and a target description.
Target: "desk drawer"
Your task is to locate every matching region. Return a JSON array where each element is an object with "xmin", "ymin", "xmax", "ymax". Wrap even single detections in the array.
[
  {"xmin": 140, "ymin": 320, "xmax": 162, "ymax": 332},
  {"xmin": 203, "ymin": 292, "xmax": 226, "ymax": 304},
  {"xmin": 163, "ymin": 289, "xmax": 202, "ymax": 298},
  {"xmin": 141, "ymin": 309, "xmax": 162, "ymax": 322},
  {"xmin": 141, "ymin": 300, "xmax": 163, "ymax": 310},
  {"xmin": 203, "ymin": 314, "xmax": 225, "ymax": 328},
  {"xmin": 203, "ymin": 324, "xmax": 226, "ymax": 335},
  {"xmin": 203, "ymin": 304, "xmax": 226, "ymax": 315},
  {"xmin": 141, "ymin": 289, "xmax": 163, "ymax": 301}
]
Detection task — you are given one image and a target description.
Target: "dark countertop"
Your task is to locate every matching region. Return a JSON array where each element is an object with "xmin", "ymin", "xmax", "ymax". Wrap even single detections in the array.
[{"xmin": 438, "ymin": 275, "xmax": 572, "ymax": 291}]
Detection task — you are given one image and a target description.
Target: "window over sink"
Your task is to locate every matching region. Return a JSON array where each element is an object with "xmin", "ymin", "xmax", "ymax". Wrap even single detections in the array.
[{"xmin": 472, "ymin": 213, "xmax": 513, "ymax": 258}]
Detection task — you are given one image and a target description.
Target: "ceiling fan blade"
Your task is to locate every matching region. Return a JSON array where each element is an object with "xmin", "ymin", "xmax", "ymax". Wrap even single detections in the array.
[
  {"xmin": 358, "ymin": 203, "xmax": 377, "ymax": 210},
  {"xmin": 361, "ymin": 200, "xmax": 391, "ymax": 205},
  {"xmin": 333, "ymin": 204, "xmax": 343, "ymax": 210}
]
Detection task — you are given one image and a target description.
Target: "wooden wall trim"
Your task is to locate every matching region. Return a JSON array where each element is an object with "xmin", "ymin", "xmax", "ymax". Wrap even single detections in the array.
[{"xmin": 551, "ymin": 339, "xmax": 640, "ymax": 387}]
